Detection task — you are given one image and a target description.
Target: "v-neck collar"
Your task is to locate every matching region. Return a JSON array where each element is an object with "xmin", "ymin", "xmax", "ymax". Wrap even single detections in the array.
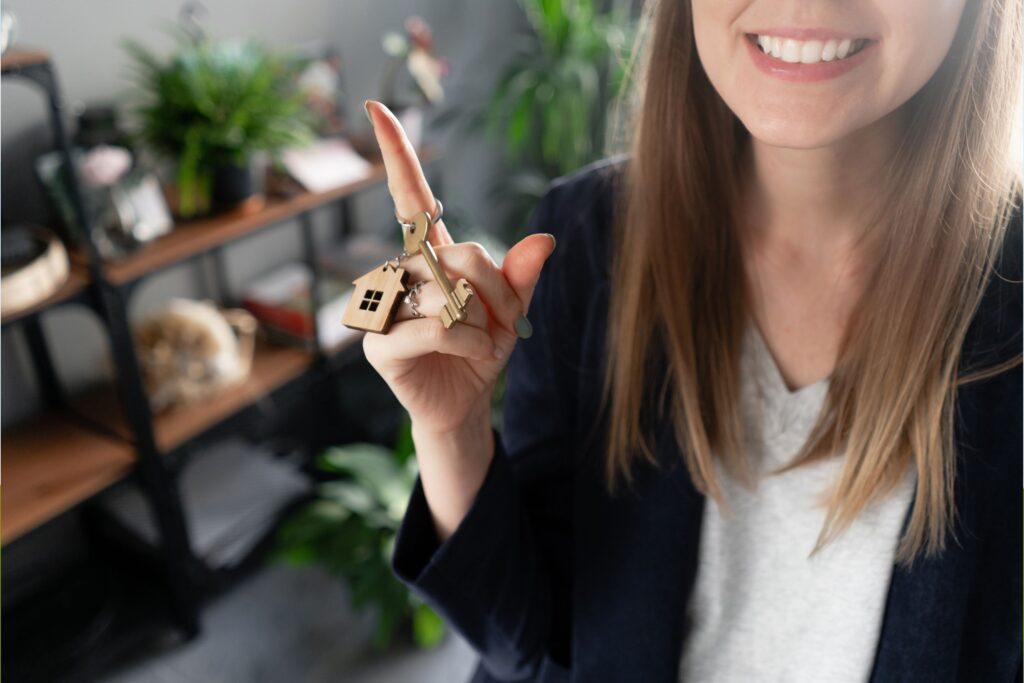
[
  {"xmin": 744, "ymin": 322, "xmax": 831, "ymax": 442},
  {"xmin": 747, "ymin": 322, "xmax": 832, "ymax": 401}
]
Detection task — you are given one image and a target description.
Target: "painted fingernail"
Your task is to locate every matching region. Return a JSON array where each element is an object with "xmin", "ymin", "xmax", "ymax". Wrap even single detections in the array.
[
  {"xmin": 545, "ymin": 232, "xmax": 557, "ymax": 249},
  {"xmin": 364, "ymin": 100, "xmax": 375, "ymax": 129},
  {"xmin": 514, "ymin": 315, "xmax": 533, "ymax": 339}
]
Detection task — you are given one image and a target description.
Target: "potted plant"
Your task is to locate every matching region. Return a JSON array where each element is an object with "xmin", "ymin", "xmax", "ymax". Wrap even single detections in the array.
[
  {"xmin": 489, "ymin": 0, "xmax": 636, "ymax": 175},
  {"xmin": 124, "ymin": 33, "xmax": 314, "ymax": 219},
  {"xmin": 434, "ymin": 0, "xmax": 636, "ymax": 242},
  {"xmin": 275, "ymin": 417, "xmax": 447, "ymax": 652}
]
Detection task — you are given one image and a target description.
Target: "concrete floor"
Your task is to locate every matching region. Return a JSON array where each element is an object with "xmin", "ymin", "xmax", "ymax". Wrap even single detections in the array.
[{"xmin": 99, "ymin": 563, "xmax": 479, "ymax": 683}]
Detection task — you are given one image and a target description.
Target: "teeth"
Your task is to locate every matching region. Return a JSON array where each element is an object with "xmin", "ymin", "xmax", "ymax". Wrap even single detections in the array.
[
  {"xmin": 781, "ymin": 39, "xmax": 801, "ymax": 63},
  {"xmin": 799, "ymin": 40, "xmax": 822, "ymax": 64},
  {"xmin": 753, "ymin": 35, "xmax": 866, "ymax": 64}
]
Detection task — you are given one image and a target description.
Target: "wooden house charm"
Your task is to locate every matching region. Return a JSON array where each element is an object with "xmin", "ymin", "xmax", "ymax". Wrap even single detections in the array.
[{"xmin": 342, "ymin": 262, "xmax": 410, "ymax": 334}]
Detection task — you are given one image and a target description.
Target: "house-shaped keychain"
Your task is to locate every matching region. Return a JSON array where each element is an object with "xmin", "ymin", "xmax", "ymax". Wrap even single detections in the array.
[{"xmin": 342, "ymin": 262, "xmax": 410, "ymax": 334}]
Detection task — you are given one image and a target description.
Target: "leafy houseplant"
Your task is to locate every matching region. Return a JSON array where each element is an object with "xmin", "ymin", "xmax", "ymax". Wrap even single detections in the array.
[
  {"xmin": 275, "ymin": 418, "xmax": 446, "ymax": 652},
  {"xmin": 454, "ymin": 0, "xmax": 635, "ymax": 240},
  {"xmin": 124, "ymin": 34, "xmax": 313, "ymax": 219}
]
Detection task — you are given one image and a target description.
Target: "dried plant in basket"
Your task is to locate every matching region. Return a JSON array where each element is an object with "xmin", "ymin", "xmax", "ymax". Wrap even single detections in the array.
[{"xmin": 134, "ymin": 298, "xmax": 256, "ymax": 412}]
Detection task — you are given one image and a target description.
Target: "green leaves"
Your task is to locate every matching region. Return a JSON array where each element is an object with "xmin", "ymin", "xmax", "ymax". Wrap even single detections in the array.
[
  {"xmin": 318, "ymin": 443, "xmax": 418, "ymax": 525},
  {"xmin": 123, "ymin": 31, "xmax": 314, "ymax": 217},
  {"xmin": 485, "ymin": 0, "xmax": 636, "ymax": 178},
  {"xmin": 274, "ymin": 418, "xmax": 445, "ymax": 651},
  {"xmin": 412, "ymin": 601, "xmax": 446, "ymax": 648}
]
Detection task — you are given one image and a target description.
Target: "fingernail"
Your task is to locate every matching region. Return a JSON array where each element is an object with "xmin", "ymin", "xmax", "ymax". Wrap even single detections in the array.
[
  {"xmin": 514, "ymin": 315, "xmax": 533, "ymax": 339},
  {"xmin": 364, "ymin": 100, "xmax": 375, "ymax": 129},
  {"xmin": 544, "ymin": 233, "xmax": 557, "ymax": 249},
  {"xmin": 492, "ymin": 345, "xmax": 505, "ymax": 361}
]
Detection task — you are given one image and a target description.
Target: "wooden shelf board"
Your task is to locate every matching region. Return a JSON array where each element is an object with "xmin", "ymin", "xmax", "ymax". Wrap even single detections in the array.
[
  {"xmin": 2, "ymin": 412, "xmax": 135, "ymax": 543},
  {"xmin": 1, "ymin": 260, "xmax": 90, "ymax": 325},
  {"xmin": 102, "ymin": 146, "xmax": 438, "ymax": 286},
  {"xmin": 0, "ymin": 48, "xmax": 50, "ymax": 72},
  {"xmin": 71, "ymin": 340, "xmax": 315, "ymax": 453}
]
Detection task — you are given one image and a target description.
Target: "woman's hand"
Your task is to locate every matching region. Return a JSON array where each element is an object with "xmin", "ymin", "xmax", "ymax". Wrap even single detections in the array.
[
  {"xmin": 361, "ymin": 100, "xmax": 557, "ymax": 440},
  {"xmin": 361, "ymin": 100, "xmax": 556, "ymax": 539}
]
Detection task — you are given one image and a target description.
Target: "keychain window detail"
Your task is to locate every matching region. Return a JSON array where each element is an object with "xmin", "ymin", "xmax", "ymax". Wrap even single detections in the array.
[
  {"xmin": 341, "ymin": 206, "xmax": 474, "ymax": 335},
  {"xmin": 359, "ymin": 290, "xmax": 385, "ymax": 312}
]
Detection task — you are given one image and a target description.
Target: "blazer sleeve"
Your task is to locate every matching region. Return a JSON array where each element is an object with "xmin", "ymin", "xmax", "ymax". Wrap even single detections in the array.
[{"xmin": 390, "ymin": 174, "xmax": 593, "ymax": 680}]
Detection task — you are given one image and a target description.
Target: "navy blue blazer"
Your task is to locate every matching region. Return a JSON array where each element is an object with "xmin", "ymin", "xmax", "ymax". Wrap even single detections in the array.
[{"xmin": 392, "ymin": 156, "xmax": 1023, "ymax": 682}]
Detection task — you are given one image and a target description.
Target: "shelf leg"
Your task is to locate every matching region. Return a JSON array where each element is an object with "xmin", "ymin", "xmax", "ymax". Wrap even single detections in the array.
[
  {"xmin": 299, "ymin": 212, "xmax": 323, "ymax": 355},
  {"xmin": 205, "ymin": 248, "xmax": 233, "ymax": 307},
  {"xmin": 22, "ymin": 60, "xmax": 105, "ymax": 270},
  {"xmin": 338, "ymin": 195, "xmax": 354, "ymax": 240},
  {"xmin": 96, "ymin": 281, "xmax": 202, "ymax": 638},
  {"xmin": 21, "ymin": 316, "xmax": 64, "ymax": 409}
]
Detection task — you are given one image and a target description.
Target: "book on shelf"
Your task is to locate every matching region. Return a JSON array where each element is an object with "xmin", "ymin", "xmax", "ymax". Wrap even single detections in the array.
[
  {"xmin": 242, "ymin": 262, "xmax": 357, "ymax": 351},
  {"xmin": 241, "ymin": 236, "xmax": 404, "ymax": 350}
]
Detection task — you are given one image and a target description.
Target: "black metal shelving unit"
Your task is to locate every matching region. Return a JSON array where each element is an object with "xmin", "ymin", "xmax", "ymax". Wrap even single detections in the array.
[{"xmin": 1, "ymin": 47, "xmax": 442, "ymax": 679}]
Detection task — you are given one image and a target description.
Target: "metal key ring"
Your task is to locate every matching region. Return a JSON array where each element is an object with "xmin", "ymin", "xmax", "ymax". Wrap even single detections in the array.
[
  {"xmin": 403, "ymin": 279, "xmax": 428, "ymax": 318},
  {"xmin": 395, "ymin": 198, "xmax": 443, "ymax": 230}
]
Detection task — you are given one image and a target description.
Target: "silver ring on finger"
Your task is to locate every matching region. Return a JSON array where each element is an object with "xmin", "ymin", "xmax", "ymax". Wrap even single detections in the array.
[
  {"xmin": 396, "ymin": 198, "xmax": 443, "ymax": 229},
  {"xmin": 403, "ymin": 279, "xmax": 428, "ymax": 318}
]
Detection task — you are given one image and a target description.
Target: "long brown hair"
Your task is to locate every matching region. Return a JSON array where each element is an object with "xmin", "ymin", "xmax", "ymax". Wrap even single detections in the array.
[{"xmin": 602, "ymin": 0, "xmax": 1022, "ymax": 566}]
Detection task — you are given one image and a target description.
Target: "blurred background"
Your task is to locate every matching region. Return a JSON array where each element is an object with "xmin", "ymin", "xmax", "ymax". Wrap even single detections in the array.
[{"xmin": 0, "ymin": 1, "xmax": 636, "ymax": 681}]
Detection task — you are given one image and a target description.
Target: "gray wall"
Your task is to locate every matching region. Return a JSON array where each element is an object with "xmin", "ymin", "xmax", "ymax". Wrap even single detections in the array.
[{"xmin": 2, "ymin": 0, "xmax": 530, "ymax": 426}]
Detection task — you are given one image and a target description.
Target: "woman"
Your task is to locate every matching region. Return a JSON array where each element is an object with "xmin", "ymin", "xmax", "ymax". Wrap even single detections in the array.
[{"xmin": 362, "ymin": 0, "xmax": 1021, "ymax": 680}]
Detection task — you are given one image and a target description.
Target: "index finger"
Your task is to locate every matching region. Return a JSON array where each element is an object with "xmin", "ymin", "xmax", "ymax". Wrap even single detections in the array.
[{"xmin": 365, "ymin": 99, "xmax": 453, "ymax": 246}]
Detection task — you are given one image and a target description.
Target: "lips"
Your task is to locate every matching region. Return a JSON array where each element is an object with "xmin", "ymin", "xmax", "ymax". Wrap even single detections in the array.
[{"xmin": 743, "ymin": 32, "xmax": 877, "ymax": 82}]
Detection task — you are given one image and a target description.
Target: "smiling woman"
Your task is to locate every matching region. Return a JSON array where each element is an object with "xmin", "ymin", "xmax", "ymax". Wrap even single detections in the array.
[
  {"xmin": 365, "ymin": 0, "xmax": 1022, "ymax": 680},
  {"xmin": 614, "ymin": 0, "xmax": 1014, "ymax": 568}
]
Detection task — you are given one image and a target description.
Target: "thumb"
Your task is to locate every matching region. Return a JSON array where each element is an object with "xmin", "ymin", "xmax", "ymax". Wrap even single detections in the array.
[{"xmin": 502, "ymin": 232, "xmax": 557, "ymax": 314}]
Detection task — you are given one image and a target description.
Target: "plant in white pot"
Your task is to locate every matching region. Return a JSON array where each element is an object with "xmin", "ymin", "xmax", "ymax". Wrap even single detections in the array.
[{"xmin": 124, "ymin": 32, "xmax": 314, "ymax": 219}]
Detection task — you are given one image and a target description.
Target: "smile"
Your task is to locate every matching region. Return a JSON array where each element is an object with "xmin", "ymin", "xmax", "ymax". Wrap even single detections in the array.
[
  {"xmin": 747, "ymin": 33, "xmax": 872, "ymax": 64},
  {"xmin": 743, "ymin": 31, "xmax": 877, "ymax": 82}
]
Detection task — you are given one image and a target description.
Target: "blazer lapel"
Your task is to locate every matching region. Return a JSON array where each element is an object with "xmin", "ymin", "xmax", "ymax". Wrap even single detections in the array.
[
  {"xmin": 870, "ymin": 204, "xmax": 1021, "ymax": 681},
  {"xmin": 573, "ymin": 415, "xmax": 706, "ymax": 682},
  {"xmin": 868, "ymin": 359, "xmax": 1021, "ymax": 682}
]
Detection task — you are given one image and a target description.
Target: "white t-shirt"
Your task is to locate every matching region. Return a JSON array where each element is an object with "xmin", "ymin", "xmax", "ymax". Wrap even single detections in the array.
[{"xmin": 678, "ymin": 324, "xmax": 917, "ymax": 682}]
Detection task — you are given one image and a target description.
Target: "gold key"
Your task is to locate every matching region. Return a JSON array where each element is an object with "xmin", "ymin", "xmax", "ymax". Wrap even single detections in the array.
[{"xmin": 403, "ymin": 211, "xmax": 474, "ymax": 329}]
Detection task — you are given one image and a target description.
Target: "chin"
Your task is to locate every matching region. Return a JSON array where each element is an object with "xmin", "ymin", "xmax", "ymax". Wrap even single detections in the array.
[{"xmin": 737, "ymin": 107, "xmax": 865, "ymax": 150}]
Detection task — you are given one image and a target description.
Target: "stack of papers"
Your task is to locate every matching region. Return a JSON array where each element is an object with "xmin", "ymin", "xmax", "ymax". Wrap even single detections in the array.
[{"xmin": 280, "ymin": 138, "xmax": 373, "ymax": 193}]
